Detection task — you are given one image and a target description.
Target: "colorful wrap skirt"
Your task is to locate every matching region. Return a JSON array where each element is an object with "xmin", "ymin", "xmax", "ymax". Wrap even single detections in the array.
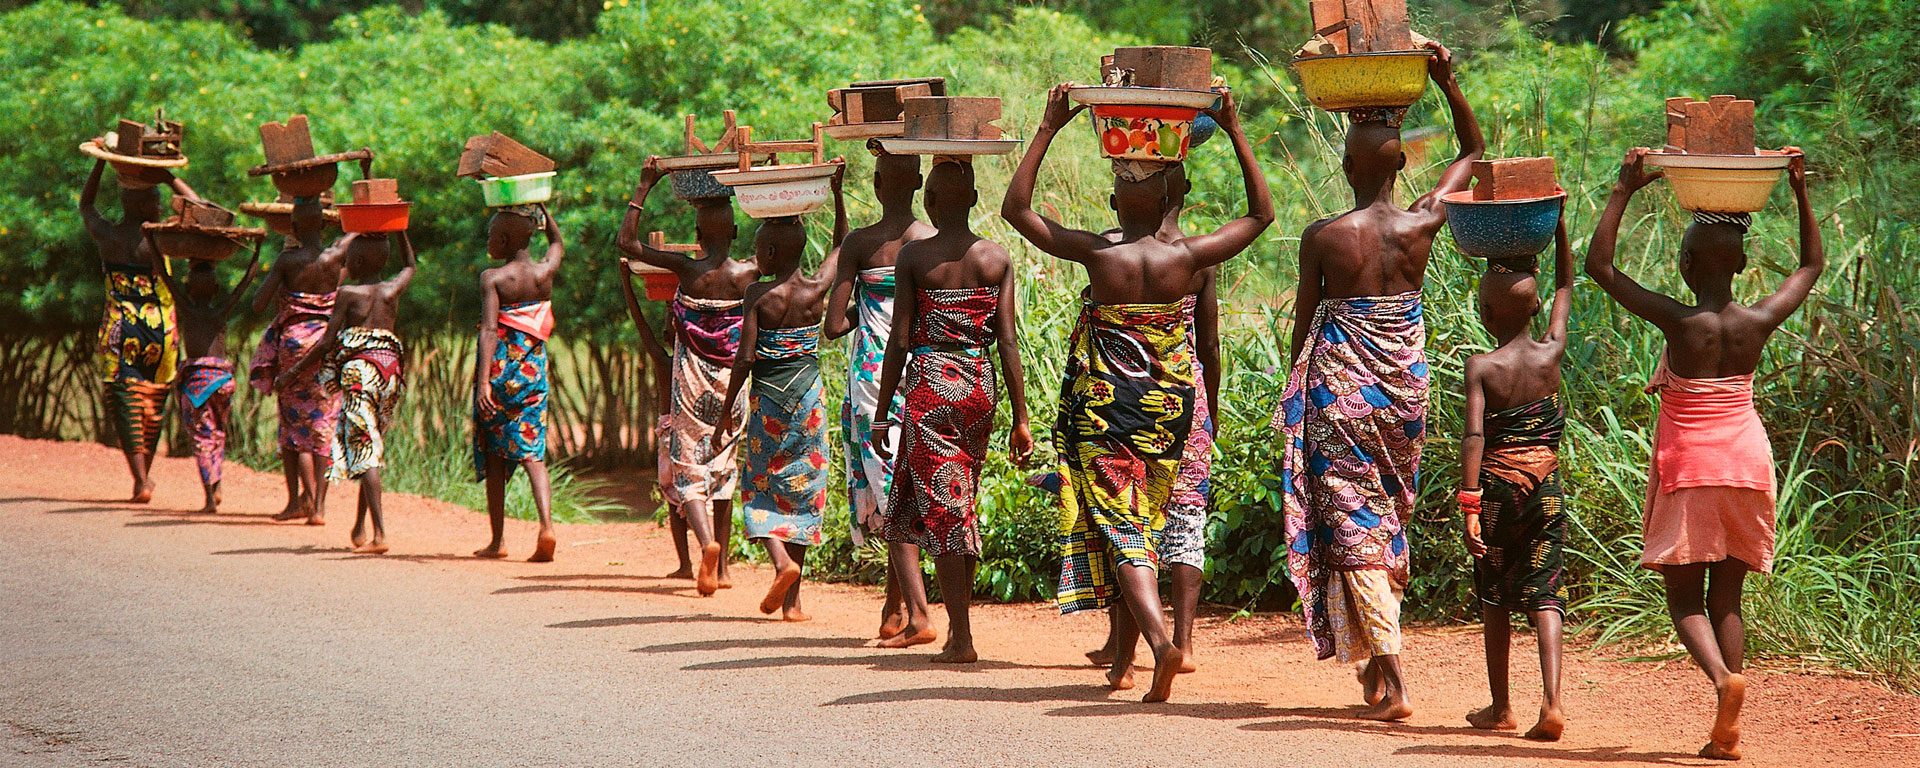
[
  {"xmin": 842, "ymin": 267, "xmax": 903, "ymax": 545},
  {"xmin": 663, "ymin": 294, "xmax": 746, "ymax": 511},
  {"xmin": 1474, "ymin": 394, "xmax": 1568, "ymax": 614},
  {"xmin": 181, "ymin": 357, "xmax": 235, "ymax": 484},
  {"xmin": 1162, "ymin": 359, "xmax": 1214, "ymax": 570},
  {"xmin": 742, "ymin": 325, "xmax": 828, "ymax": 546},
  {"xmin": 98, "ymin": 263, "xmax": 178, "ymax": 456},
  {"xmin": 884, "ymin": 286, "xmax": 1002, "ymax": 558},
  {"xmin": 1271, "ymin": 291, "xmax": 1428, "ymax": 661},
  {"xmin": 250, "ymin": 290, "xmax": 340, "ymax": 455},
  {"xmin": 1055, "ymin": 294, "xmax": 1197, "ymax": 614},
  {"xmin": 472, "ymin": 301, "xmax": 551, "ymax": 480},
  {"xmin": 327, "ymin": 327, "xmax": 404, "ymax": 481}
]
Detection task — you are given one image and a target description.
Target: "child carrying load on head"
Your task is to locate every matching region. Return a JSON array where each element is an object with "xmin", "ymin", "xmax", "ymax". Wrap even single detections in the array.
[
  {"xmin": 155, "ymin": 242, "xmax": 262, "ymax": 514},
  {"xmin": 1585, "ymin": 147, "xmax": 1820, "ymax": 761},
  {"xmin": 1458, "ymin": 221, "xmax": 1573, "ymax": 741},
  {"xmin": 277, "ymin": 232, "xmax": 417, "ymax": 554},
  {"xmin": 871, "ymin": 157, "xmax": 1033, "ymax": 663},
  {"xmin": 716, "ymin": 162, "xmax": 849, "ymax": 622},
  {"xmin": 472, "ymin": 204, "xmax": 566, "ymax": 562}
]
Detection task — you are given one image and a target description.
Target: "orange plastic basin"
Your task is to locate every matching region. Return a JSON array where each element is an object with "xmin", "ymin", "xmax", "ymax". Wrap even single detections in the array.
[{"xmin": 338, "ymin": 202, "xmax": 411, "ymax": 233}]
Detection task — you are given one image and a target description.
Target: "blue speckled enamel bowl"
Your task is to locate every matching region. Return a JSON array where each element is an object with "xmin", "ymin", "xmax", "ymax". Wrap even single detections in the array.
[{"xmin": 1442, "ymin": 189, "xmax": 1566, "ymax": 260}]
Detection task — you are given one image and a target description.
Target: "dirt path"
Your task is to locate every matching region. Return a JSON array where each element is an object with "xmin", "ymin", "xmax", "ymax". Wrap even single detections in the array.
[{"xmin": 2, "ymin": 435, "xmax": 1912, "ymax": 767}]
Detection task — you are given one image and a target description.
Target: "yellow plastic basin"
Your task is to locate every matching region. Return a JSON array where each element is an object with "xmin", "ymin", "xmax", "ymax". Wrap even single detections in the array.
[
  {"xmin": 1643, "ymin": 152, "xmax": 1793, "ymax": 214},
  {"xmin": 1292, "ymin": 51, "xmax": 1432, "ymax": 112}
]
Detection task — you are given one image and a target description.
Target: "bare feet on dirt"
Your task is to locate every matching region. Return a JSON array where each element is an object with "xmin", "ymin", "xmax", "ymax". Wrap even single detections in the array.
[
  {"xmin": 695, "ymin": 543, "xmax": 720, "ymax": 596},
  {"xmin": 1359, "ymin": 664, "xmax": 1385, "ymax": 706},
  {"xmin": 1357, "ymin": 697, "xmax": 1415, "ymax": 722},
  {"xmin": 931, "ymin": 641, "xmax": 978, "ymax": 664},
  {"xmin": 879, "ymin": 610, "xmax": 907, "ymax": 640},
  {"xmin": 130, "ymin": 480, "xmax": 153, "ymax": 504},
  {"xmin": 195, "ymin": 492, "xmax": 219, "ymax": 515},
  {"xmin": 1085, "ymin": 647, "xmax": 1116, "ymax": 667},
  {"xmin": 760, "ymin": 565, "xmax": 801, "ymax": 615},
  {"xmin": 877, "ymin": 626, "xmax": 937, "ymax": 649},
  {"xmin": 305, "ymin": 512, "xmax": 325, "ymax": 526},
  {"xmin": 351, "ymin": 526, "xmax": 368, "ymax": 549},
  {"xmin": 664, "ymin": 565, "xmax": 694, "ymax": 580},
  {"xmin": 529, "ymin": 530, "xmax": 556, "ymax": 562},
  {"xmin": 1526, "ymin": 707, "xmax": 1567, "ymax": 741},
  {"xmin": 1702, "ymin": 674, "xmax": 1747, "ymax": 760},
  {"xmin": 1144, "ymin": 647, "xmax": 1183, "ymax": 703},
  {"xmin": 1106, "ymin": 664, "xmax": 1135, "ymax": 692},
  {"xmin": 1178, "ymin": 651, "xmax": 1197, "ymax": 674},
  {"xmin": 473, "ymin": 543, "xmax": 509, "ymax": 559},
  {"xmin": 1467, "ymin": 704, "xmax": 1517, "ymax": 731},
  {"xmin": 272, "ymin": 501, "xmax": 308, "ymax": 522},
  {"xmin": 352, "ymin": 541, "xmax": 390, "ymax": 555},
  {"xmin": 782, "ymin": 607, "xmax": 811, "ymax": 623}
]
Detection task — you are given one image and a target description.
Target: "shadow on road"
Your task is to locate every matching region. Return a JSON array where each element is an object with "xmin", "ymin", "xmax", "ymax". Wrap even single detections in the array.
[
  {"xmin": 633, "ymin": 636, "xmax": 870, "ymax": 654},
  {"xmin": 685, "ymin": 653, "xmax": 1085, "ymax": 675},
  {"xmin": 212, "ymin": 545, "xmax": 332, "ymax": 556},
  {"xmin": 493, "ymin": 583, "xmax": 698, "ymax": 598},
  {"xmin": 1391, "ymin": 742, "xmax": 1703, "ymax": 765},
  {"xmin": 514, "ymin": 573, "xmax": 678, "ymax": 583},
  {"xmin": 823, "ymin": 683, "xmax": 1114, "ymax": 706},
  {"xmin": 128, "ymin": 517, "xmax": 283, "ymax": 527},
  {"xmin": 547, "ymin": 613, "xmax": 768, "ymax": 629},
  {"xmin": 1045, "ymin": 701, "xmax": 1353, "ymax": 722}
]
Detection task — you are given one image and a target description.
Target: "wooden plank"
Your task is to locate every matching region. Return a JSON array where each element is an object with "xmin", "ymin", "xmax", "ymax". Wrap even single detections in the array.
[{"xmin": 259, "ymin": 115, "xmax": 314, "ymax": 167}]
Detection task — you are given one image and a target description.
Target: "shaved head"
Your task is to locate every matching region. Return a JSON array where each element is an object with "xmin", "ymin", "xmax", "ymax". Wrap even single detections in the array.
[
  {"xmin": 1344, "ymin": 120, "xmax": 1406, "ymax": 182},
  {"xmin": 1477, "ymin": 269, "xmax": 1541, "ymax": 338}
]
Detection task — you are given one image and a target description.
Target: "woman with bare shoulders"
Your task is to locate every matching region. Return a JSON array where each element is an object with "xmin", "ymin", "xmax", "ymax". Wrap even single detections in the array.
[
  {"xmin": 1586, "ymin": 147, "xmax": 1821, "ymax": 761},
  {"xmin": 472, "ymin": 204, "xmax": 565, "ymax": 563},
  {"xmin": 715, "ymin": 162, "xmax": 848, "ymax": 622}
]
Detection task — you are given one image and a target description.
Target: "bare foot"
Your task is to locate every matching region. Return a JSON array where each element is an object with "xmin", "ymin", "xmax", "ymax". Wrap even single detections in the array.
[
  {"xmin": 194, "ymin": 499, "xmax": 219, "ymax": 515},
  {"xmin": 1357, "ymin": 697, "xmax": 1415, "ymax": 722},
  {"xmin": 1467, "ymin": 704, "xmax": 1517, "ymax": 731},
  {"xmin": 1178, "ymin": 651, "xmax": 1197, "ymax": 674},
  {"xmin": 782, "ymin": 607, "xmax": 811, "ymax": 623},
  {"xmin": 1359, "ymin": 663, "xmax": 1385, "ymax": 706},
  {"xmin": 760, "ymin": 565, "xmax": 801, "ymax": 614},
  {"xmin": 529, "ymin": 530, "xmax": 557, "ymax": 563},
  {"xmin": 1143, "ymin": 647, "xmax": 1183, "ymax": 703},
  {"xmin": 473, "ymin": 544, "xmax": 509, "ymax": 559},
  {"xmin": 1704, "ymin": 674, "xmax": 1747, "ymax": 760},
  {"xmin": 1699, "ymin": 741, "xmax": 1742, "ymax": 761},
  {"xmin": 353, "ymin": 541, "xmax": 390, "ymax": 555},
  {"xmin": 664, "ymin": 565, "xmax": 694, "ymax": 580},
  {"xmin": 717, "ymin": 574, "xmax": 733, "ymax": 589},
  {"xmin": 130, "ymin": 480, "xmax": 153, "ymax": 504},
  {"xmin": 1525, "ymin": 707, "xmax": 1566, "ymax": 741},
  {"xmin": 305, "ymin": 513, "xmax": 325, "ymax": 526},
  {"xmin": 1105, "ymin": 665, "xmax": 1135, "ymax": 692},
  {"xmin": 879, "ymin": 610, "xmax": 908, "ymax": 640},
  {"xmin": 351, "ymin": 526, "xmax": 369, "ymax": 549},
  {"xmin": 877, "ymin": 627, "xmax": 938, "ymax": 649},
  {"xmin": 931, "ymin": 641, "xmax": 978, "ymax": 664},
  {"xmin": 272, "ymin": 505, "xmax": 307, "ymax": 522},
  {"xmin": 695, "ymin": 543, "xmax": 721, "ymax": 596},
  {"xmin": 1085, "ymin": 647, "xmax": 1116, "ymax": 667}
]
